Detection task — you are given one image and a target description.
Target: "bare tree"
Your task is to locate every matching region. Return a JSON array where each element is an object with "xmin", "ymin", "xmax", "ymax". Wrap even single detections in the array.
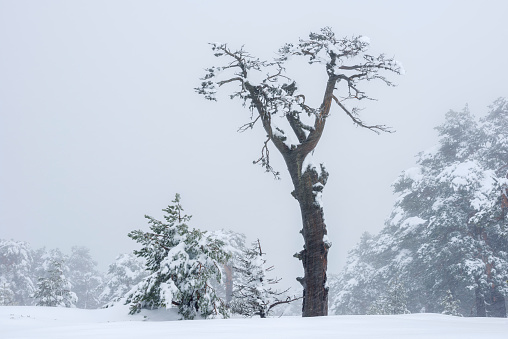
[{"xmin": 196, "ymin": 27, "xmax": 402, "ymax": 317}]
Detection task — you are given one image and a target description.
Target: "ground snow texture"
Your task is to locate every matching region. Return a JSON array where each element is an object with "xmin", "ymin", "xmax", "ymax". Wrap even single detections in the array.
[{"xmin": 2, "ymin": 306, "xmax": 507, "ymax": 339}]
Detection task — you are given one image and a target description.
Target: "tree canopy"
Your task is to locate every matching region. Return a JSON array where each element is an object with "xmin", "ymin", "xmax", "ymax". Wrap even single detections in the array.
[{"xmin": 330, "ymin": 99, "xmax": 508, "ymax": 317}]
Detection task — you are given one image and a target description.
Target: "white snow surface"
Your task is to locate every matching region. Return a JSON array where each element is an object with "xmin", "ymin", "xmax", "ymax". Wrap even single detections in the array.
[{"xmin": 2, "ymin": 306, "xmax": 507, "ymax": 339}]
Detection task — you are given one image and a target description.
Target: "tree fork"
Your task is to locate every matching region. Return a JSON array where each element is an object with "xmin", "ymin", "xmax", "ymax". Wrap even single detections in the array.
[{"xmin": 197, "ymin": 28, "xmax": 402, "ymax": 317}]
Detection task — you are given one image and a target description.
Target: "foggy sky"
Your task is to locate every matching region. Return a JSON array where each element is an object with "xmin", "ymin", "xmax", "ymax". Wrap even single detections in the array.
[{"xmin": 1, "ymin": 0, "xmax": 507, "ymax": 289}]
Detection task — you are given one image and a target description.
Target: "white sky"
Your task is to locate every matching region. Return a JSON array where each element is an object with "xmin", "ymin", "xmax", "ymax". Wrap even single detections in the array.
[{"xmin": 1, "ymin": 0, "xmax": 507, "ymax": 289}]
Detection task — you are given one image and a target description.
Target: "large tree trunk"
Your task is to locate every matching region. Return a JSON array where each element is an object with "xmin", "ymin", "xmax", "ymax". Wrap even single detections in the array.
[
  {"xmin": 246, "ymin": 69, "xmax": 337, "ymax": 318},
  {"xmin": 290, "ymin": 157, "xmax": 330, "ymax": 317}
]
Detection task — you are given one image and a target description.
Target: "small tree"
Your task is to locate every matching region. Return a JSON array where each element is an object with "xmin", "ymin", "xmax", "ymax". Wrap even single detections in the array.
[
  {"xmin": 33, "ymin": 259, "xmax": 77, "ymax": 307},
  {"xmin": 368, "ymin": 278, "xmax": 410, "ymax": 315},
  {"xmin": 385, "ymin": 279, "xmax": 410, "ymax": 315},
  {"xmin": 126, "ymin": 194, "xmax": 230, "ymax": 319},
  {"xmin": 441, "ymin": 290, "xmax": 462, "ymax": 316},
  {"xmin": 197, "ymin": 27, "xmax": 402, "ymax": 316},
  {"xmin": 0, "ymin": 282, "xmax": 15, "ymax": 306},
  {"xmin": 68, "ymin": 246, "xmax": 103, "ymax": 309},
  {"xmin": 231, "ymin": 239, "xmax": 301, "ymax": 318}
]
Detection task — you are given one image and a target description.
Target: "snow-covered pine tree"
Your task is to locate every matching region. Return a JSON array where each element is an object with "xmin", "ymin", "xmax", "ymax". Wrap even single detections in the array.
[
  {"xmin": 33, "ymin": 258, "xmax": 77, "ymax": 307},
  {"xmin": 475, "ymin": 98, "xmax": 508, "ymax": 317},
  {"xmin": 231, "ymin": 239, "xmax": 301, "ymax": 318},
  {"xmin": 330, "ymin": 99, "xmax": 508, "ymax": 317},
  {"xmin": 367, "ymin": 278, "xmax": 410, "ymax": 315},
  {"xmin": 68, "ymin": 246, "xmax": 103, "ymax": 309},
  {"xmin": 99, "ymin": 253, "xmax": 147, "ymax": 307},
  {"xmin": 384, "ymin": 278, "xmax": 410, "ymax": 315},
  {"xmin": 441, "ymin": 290, "xmax": 462, "ymax": 316},
  {"xmin": 328, "ymin": 232, "xmax": 381, "ymax": 315},
  {"xmin": 126, "ymin": 194, "xmax": 230, "ymax": 319},
  {"xmin": 0, "ymin": 282, "xmax": 15, "ymax": 306},
  {"xmin": 32, "ymin": 247, "xmax": 69, "ymax": 290},
  {"xmin": 0, "ymin": 239, "xmax": 35, "ymax": 305}
]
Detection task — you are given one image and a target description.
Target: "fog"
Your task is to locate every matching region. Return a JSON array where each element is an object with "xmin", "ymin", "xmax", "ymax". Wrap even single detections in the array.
[{"xmin": 1, "ymin": 0, "xmax": 507, "ymax": 288}]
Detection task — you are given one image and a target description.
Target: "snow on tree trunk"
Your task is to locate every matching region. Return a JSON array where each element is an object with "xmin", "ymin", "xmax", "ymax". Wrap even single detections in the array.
[{"xmin": 292, "ymin": 162, "xmax": 329, "ymax": 316}]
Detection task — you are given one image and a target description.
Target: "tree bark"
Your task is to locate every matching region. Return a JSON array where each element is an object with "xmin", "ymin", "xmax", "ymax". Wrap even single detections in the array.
[
  {"xmin": 297, "ymin": 172, "xmax": 329, "ymax": 316},
  {"xmin": 286, "ymin": 153, "xmax": 330, "ymax": 317},
  {"xmin": 246, "ymin": 75, "xmax": 337, "ymax": 317}
]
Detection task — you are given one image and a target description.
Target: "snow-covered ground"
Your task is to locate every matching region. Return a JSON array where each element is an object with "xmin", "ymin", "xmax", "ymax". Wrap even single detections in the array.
[{"xmin": 2, "ymin": 305, "xmax": 507, "ymax": 339}]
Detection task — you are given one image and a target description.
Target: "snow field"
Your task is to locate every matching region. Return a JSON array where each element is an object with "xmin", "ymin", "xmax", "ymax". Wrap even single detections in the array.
[{"xmin": 2, "ymin": 306, "xmax": 507, "ymax": 339}]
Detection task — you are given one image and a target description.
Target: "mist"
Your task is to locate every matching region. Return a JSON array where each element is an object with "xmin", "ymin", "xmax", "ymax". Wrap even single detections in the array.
[{"xmin": 1, "ymin": 0, "xmax": 507, "ymax": 292}]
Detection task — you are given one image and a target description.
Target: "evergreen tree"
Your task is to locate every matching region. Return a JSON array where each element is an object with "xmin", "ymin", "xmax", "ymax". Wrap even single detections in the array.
[
  {"xmin": 126, "ymin": 194, "xmax": 230, "ymax": 319},
  {"xmin": 99, "ymin": 253, "xmax": 148, "ymax": 307},
  {"xmin": 0, "ymin": 239, "xmax": 35, "ymax": 305},
  {"xmin": 33, "ymin": 259, "xmax": 77, "ymax": 307},
  {"xmin": 68, "ymin": 246, "xmax": 103, "ymax": 309},
  {"xmin": 0, "ymin": 282, "xmax": 15, "ymax": 306},
  {"xmin": 367, "ymin": 278, "xmax": 410, "ymax": 315},
  {"xmin": 384, "ymin": 278, "xmax": 410, "ymax": 315},
  {"xmin": 330, "ymin": 99, "xmax": 508, "ymax": 317},
  {"xmin": 231, "ymin": 239, "xmax": 301, "ymax": 318},
  {"xmin": 441, "ymin": 290, "xmax": 462, "ymax": 316},
  {"xmin": 328, "ymin": 233, "xmax": 381, "ymax": 315}
]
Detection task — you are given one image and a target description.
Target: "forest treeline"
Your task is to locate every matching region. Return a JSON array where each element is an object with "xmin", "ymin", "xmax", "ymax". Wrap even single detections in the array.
[{"xmin": 329, "ymin": 98, "xmax": 508, "ymax": 318}]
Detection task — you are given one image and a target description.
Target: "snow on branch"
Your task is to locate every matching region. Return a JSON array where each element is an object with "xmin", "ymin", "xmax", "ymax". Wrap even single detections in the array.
[{"xmin": 196, "ymin": 28, "xmax": 402, "ymax": 176}]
